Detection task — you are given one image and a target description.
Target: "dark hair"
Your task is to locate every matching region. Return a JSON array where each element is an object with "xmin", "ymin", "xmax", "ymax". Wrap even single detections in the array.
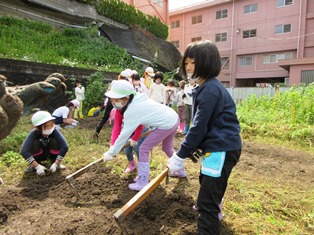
[
  {"xmin": 119, "ymin": 76, "xmax": 129, "ymax": 81},
  {"xmin": 181, "ymin": 40, "xmax": 221, "ymax": 80},
  {"xmin": 167, "ymin": 80, "xmax": 175, "ymax": 86},
  {"xmin": 179, "ymin": 80, "xmax": 185, "ymax": 89},
  {"xmin": 121, "ymin": 94, "xmax": 134, "ymax": 115},
  {"xmin": 131, "ymin": 73, "xmax": 140, "ymax": 81},
  {"xmin": 76, "ymin": 79, "xmax": 81, "ymax": 84},
  {"xmin": 154, "ymin": 71, "xmax": 163, "ymax": 82}
]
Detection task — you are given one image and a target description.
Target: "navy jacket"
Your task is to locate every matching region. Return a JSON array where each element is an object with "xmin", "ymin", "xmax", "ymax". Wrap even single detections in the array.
[{"xmin": 177, "ymin": 78, "xmax": 242, "ymax": 158}]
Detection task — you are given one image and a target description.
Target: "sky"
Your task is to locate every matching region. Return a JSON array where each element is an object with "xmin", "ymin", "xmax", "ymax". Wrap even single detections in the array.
[{"xmin": 169, "ymin": 0, "xmax": 211, "ymax": 11}]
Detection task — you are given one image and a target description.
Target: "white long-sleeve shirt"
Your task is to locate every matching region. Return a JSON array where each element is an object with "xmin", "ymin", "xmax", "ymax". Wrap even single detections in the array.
[
  {"xmin": 108, "ymin": 93, "xmax": 178, "ymax": 156},
  {"xmin": 75, "ymin": 86, "xmax": 85, "ymax": 101},
  {"xmin": 149, "ymin": 83, "xmax": 165, "ymax": 103},
  {"xmin": 183, "ymin": 83, "xmax": 197, "ymax": 105}
]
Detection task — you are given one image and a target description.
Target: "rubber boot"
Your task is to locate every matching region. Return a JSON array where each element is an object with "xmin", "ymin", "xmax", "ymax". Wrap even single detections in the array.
[
  {"xmin": 178, "ymin": 122, "xmax": 185, "ymax": 133},
  {"xmin": 128, "ymin": 162, "xmax": 150, "ymax": 191},
  {"xmin": 184, "ymin": 125, "xmax": 190, "ymax": 135}
]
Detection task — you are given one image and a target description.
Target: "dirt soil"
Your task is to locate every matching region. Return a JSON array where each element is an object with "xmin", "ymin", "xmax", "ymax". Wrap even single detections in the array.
[{"xmin": 0, "ymin": 118, "xmax": 313, "ymax": 235}]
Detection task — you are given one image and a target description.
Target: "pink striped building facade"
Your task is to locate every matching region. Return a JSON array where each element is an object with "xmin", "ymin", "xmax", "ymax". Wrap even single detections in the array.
[{"xmin": 169, "ymin": 0, "xmax": 314, "ymax": 87}]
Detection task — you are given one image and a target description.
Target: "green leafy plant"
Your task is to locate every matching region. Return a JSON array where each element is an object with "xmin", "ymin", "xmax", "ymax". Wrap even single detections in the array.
[
  {"xmin": 0, "ymin": 16, "xmax": 133, "ymax": 71},
  {"xmin": 237, "ymin": 83, "xmax": 314, "ymax": 146}
]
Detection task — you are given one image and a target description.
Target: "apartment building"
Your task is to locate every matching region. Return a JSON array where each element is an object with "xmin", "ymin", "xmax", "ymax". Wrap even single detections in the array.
[
  {"xmin": 122, "ymin": 0, "xmax": 169, "ymax": 24},
  {"xmin": 169, "ymin": 0, "xmax": 314, "ymax": 87}
]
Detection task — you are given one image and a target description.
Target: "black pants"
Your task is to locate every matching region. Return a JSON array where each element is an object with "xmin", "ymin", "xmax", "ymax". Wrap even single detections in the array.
[
  {"xmin": 95, "ymin": 99, "xmax": 113, "ymax": 134},
  {"xmin": 30, "ymin": 138, "xmax": 60, "ymax": 164},
  {"xmin": 197, "ymin": 149, "xmax": 241, "ymax": 235}
]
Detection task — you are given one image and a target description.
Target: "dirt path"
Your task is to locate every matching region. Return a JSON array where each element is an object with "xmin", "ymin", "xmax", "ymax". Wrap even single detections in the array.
[{"xmin": 0, "ymin": 119, "xmax": 313, "ymax": 234}]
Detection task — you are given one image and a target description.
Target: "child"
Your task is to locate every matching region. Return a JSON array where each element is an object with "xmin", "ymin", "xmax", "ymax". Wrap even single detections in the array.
[
  {"xmin": 167, "ymin": 40, "xmax": 242, "ymax": 235},
  {"xmin": 131, "ymin": 72, "xmax": 145, "ymax": 93},
  {"xmin": 164, "ymin": 80, "xmax": 176, "ymax": 107},
  {"xmin": 52, "ymin": 99, "xmax": 79, "ymax": 129},
  {"xmin": 74, "ymin": 79, "xmax": 85, "ymax": 119},
  {"xmin": 183, "ymin": 77, "xmax": 198, "ymax": 134},
  {"xmin": 149, "ymin": 71, "xmax": 166, "ymax": 104},
  {"xmin": 103, "ymin": 80, "xmax": 181, "ymax": 191},
  {"xmin": 175, "ymin": 80, "xmax": 186, "ymax": 133},
  {"xmin": 20, "ymin": 111, "xmax": 69, "ymax": 176},
  {"xmin": 93, "ymin": 71, "xmax": 131, "ymax": 138},
  {"xmin": 141, "ymin": 67, "xmax": 155, "ymax": 94},
  {"xmin": 87, "ymin": 103, "xmax": 102, "ymax": 117},
  {"xmin": 110, "ymin": 107, "xmax": 145, "ymax": 174}
]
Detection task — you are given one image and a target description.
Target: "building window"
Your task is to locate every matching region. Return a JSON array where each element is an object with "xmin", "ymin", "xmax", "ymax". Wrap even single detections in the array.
[
  {"xmin": 276, "ymin": 0, "xmax": 293, "ymax": 7},
  {"xmin": 243, "ymin": 29, "xmax": 257, "ymax": 38},
  {"xmin": 240, "ymin": 56, "xmax": 253, "ymax": 66},
  {"xmin": 171, "ymin": 20, "xmax": 180, "ymax": 29},
  {"xmin": 244, "ymin": 3, "xmax": 258, "ymax": 14},
  {"xmin": 215, "ymin": 32, "xmax": 227, "ymax": 42},
  {"xmin": 216, "ymin": 9, "xmax": 228, "ymax": 19},
  {"xmin": 301, "ymin": 70, "xmax": 314, "ymax": 85},
  {"xmin": 191, "ymin": 37, "xmax": 202, "ymax": 42},
  {"xmin": 192, "ymin": 15, "xmax": 202, "ymax": 24},
  {"xmin": 171, "ymin": 40, "xmax": 179, "ymax": 48},
  {"xmin": 263, "ymin": 53, "xmax": 292, "ymax": 63},
  {"xmin": 275, "ymin": 24, "xmax": 292, "ymax": 34},
  {"xmin": 152, "ymin": 0, "xmax": 163, "ymax": 7},
  {"xmin": 221, "ymin": 57, "xmax": 229, "ymax": 70}
]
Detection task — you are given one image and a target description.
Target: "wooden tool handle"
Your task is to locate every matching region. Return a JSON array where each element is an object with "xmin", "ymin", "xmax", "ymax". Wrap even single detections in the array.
[
  {"xmin": 114, "ymin": 168, "xmax": 169, "ymax": 222},
  {"xmin": 65, "ymin": 157, "xmax": 103, "ymax": 181}
]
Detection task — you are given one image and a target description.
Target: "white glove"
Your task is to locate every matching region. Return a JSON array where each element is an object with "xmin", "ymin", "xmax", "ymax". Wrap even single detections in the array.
[
  {"xmin": 128, "ymin": 139, "xmax": 138, "ymax": 147},
  {"xmin": 49, "ymin": 163, "xmax": 58, "ymax": 173},
  {"xmin": 167, "ymin": 153, "xmax": 185, "ymax": 175},
  {"xmin": 35, "ymin": 164, "xmax": 47, "ymax": 176},
  {"xmin": 72, "ymin": 122, "xmax": 78, "ymax": 127},
  {"xmin": 103, "ymin": 151, "xmax": 114, "ymax": 162}
]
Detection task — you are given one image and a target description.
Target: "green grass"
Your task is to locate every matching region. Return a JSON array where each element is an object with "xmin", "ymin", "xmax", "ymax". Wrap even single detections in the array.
[{"xmin": 1, "ymin": 116, "xmax": 313, "ymax": 235}]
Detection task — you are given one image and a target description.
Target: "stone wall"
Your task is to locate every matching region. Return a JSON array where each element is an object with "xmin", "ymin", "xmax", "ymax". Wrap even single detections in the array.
[{"xmin": 0, "ymin": 58, "xmax": 118, "ymax": 112}]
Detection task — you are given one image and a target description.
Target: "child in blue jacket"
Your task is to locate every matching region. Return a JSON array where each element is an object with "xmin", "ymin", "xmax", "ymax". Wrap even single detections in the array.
[{"xmin": 167, "ymin": 40, "xmax": 242, "ymax": 235}]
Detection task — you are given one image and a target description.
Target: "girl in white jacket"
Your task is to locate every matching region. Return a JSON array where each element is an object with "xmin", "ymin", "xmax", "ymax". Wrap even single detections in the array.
[{"xmin": 103, "ymin": 80, "xmax": 184, "ymax": 191}]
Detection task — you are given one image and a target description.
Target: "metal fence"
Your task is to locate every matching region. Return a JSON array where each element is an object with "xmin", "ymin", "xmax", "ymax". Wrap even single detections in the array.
[{"xmin": 226, "ymin": 87, "xmax": 291, "ymax": 104}]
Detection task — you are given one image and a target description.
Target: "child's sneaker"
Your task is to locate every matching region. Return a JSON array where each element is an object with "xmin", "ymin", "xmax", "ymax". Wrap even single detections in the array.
[{"xmin": 124, "ymin": 160, "xmax": 137, "ymax": 174}]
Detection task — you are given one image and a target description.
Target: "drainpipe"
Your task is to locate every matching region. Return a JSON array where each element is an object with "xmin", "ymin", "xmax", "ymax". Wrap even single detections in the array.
[
  {"xmin": 297, "ymin": 0, "xmax": 302, "ymax": 58},
  {"xmin": 230, "ymin": 0, "xmax": 235, "ymax": 87},
  {"xmin": 182, "ymin": 13, "xmax": 185, "ymax": 54}
]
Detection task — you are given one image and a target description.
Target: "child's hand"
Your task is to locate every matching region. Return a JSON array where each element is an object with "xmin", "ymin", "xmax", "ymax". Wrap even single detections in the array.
[
  {"xmin": 167, "ymin": 153, "xmax": 185, "ymax": 175},
  {"xmin": 103, "ymin": 151, "xmax": 114, "ymax": 162},
  {"xmin": 128, "ymin": 139, "xmax": 138, "ymax": 147}
]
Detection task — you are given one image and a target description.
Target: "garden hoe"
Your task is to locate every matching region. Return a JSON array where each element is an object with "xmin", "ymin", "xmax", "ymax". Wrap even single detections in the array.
[
  {"xmin": 113, "ymin": 168, "xmax": 169, "ymax": 234},
  {"xmin": 113, "ymin": 149, "xmax": 202, "ymax": 234},
  {"xmin": 65, "ymin": 129, "xmax": 153, "ymax": 198}
]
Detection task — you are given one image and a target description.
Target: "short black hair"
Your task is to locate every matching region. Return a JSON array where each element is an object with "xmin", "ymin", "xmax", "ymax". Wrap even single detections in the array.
[
  {"xmin": 181, "ymin": 40, "xmax": 221, "ymax": 80},
  {"xmin": 154, "ymin": 71, "xmax": 163, "ymax": 81},
  {"xmin": 76, "ymin": 79, "xmax": 81, "ymax": 83},
  {"xmin": 131, "ymin": 73, "xmax": 140, "ymax": 80}
]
